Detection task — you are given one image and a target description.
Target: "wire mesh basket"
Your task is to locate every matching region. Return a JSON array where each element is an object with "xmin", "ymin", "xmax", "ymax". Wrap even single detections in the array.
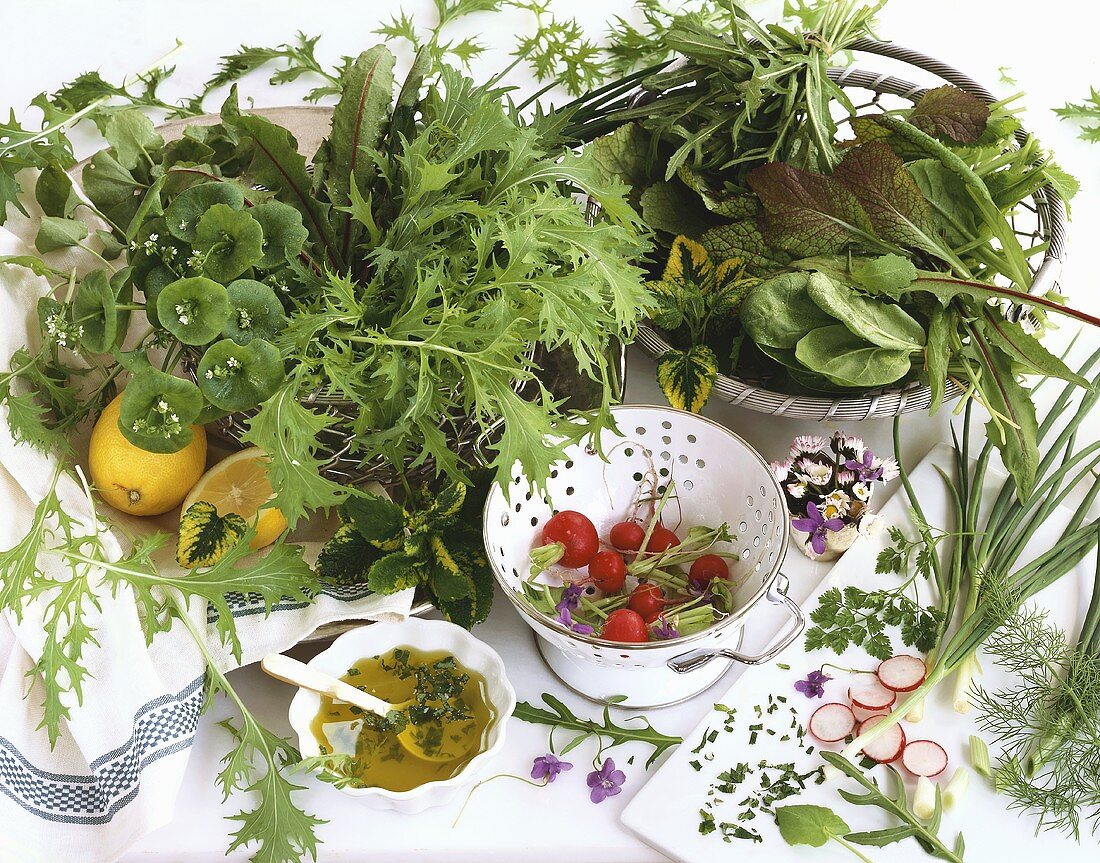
[{"xmin": 625, "ymin": 39, "xmax": 1067, "ymax": 421}]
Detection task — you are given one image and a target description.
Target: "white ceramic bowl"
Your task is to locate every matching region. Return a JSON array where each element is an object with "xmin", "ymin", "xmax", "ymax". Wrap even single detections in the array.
[{"xmin": 287, "ymin": 617, "xmax": 516, "ymax": 813}]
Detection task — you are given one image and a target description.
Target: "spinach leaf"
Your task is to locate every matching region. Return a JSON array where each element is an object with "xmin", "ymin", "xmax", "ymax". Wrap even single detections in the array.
[
  {"xmin": 850, "ymin": 254, "xmax": 918, "ymax": 297},
  {"xmin": 805, "ymin": 272, "xmax": 926, "ymax": 351},
  {"xmin": 906, "ymin": 159, "xmax": 979, "ymax": 248},
  {"xmin": 795, "ymin": 325, "xmax": 913, "ymax": 388},
  {"xmin": 740, "ymin": 272, "xmax": 836, "ymax": 348}
]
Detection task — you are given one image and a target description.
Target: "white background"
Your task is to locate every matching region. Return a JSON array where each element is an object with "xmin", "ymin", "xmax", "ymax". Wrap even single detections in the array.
[{"xmin": 2, "ymin": 0, "xmax": 1099, "ymax": 860}]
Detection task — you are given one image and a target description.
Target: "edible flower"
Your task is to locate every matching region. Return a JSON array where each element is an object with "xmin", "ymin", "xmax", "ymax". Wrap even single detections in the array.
[
  {"xmin": 791, "ymin": 435, "xmax": 828, "ymax": 456},
  {"xmin": 651, "ymin": 616, "xmax": 679, "ymax": 640},
  {"xmin": 555, "ymin": 584, "xmax": 593, "ymax": 634},
  {"xmin": 845, "ymin": 449, "xmax": 884, "ymax": 482},
  {"xmin": 587, "ymin": 757, "xmax": 626, "ymax": 803},
  {"xmin": 531, "ymin": 753, "xmax": 573, "ymax": 783},
  {"xmin": 790, "ymin": 502, "xmax": 845, "ymax": 555},
  {"xmin": 794, "ymin": 669, "xmax": 832, "ymax": 699}
]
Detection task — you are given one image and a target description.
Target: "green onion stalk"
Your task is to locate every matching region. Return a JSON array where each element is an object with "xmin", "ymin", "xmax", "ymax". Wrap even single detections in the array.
[{"xmin": 840, "ymin": 348, "xmax": 1100, "ymax": 765}]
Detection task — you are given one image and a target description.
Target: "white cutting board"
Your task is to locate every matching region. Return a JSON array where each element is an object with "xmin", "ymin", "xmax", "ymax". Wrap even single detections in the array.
[{"xmin": 621, "ymin": 443, "xmax": 1099, "ymax": 862}]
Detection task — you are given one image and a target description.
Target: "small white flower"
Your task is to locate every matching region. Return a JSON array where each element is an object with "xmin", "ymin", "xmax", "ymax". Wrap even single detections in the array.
[
  {"xmin": 791, "ymin": 435, "xmax": 828, "ymax": 457},
  {"xmin": 841, "ymin": 435, "xmax": 866, "ymax": 458},
  {"xmin": 179, "ymin": 219, "xmax": 188, "ymax": 231},
  {"xmin": 822, "ymin": 489, "xmax": 851, "ymax": 518},
  {"xmin": 771, "ymin": 459, "xmax": 792, "ymax": 482},
  {"xmin": 787, "ymin": 480, "xmax": 808, "ymax": 499},
  {"xmin": 875, "ymin": 457, "xmax": 900, "ymax": 482},
  {"xmin": 157, "ymin": 399, "xmax": 169, "ymax": 412},
  {"xmin": 148, "ymin": 233, "xmax": 159, "ymax": 242},
  {"xmin": 226, "ymin": 356, "xmax": 240, "ymax": 369},
  {"xmin": 204, "ymin": 369, "xmax": 214, "ymax": 379},
  {"xmin": 801, "ymin": 461, "xmax": 833, "ymax": 486},
  {"xmin": 852, "ymin": 482, "xmax": 873, "ymax": 502}
]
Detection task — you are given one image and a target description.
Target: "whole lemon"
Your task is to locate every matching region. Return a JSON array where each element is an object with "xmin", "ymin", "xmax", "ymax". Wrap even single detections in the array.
[{"xmin": 89, "ymin": 394, "xmax": 207, "ymax": 516}]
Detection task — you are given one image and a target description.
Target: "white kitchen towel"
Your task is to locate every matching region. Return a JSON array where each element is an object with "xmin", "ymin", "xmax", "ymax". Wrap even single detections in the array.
[{"xmin": 0, "ymin": 191, "xmax": 415, "ymax": 863}]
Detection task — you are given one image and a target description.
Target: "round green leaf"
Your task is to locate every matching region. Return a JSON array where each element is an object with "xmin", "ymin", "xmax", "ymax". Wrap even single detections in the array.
[
  {"xmin": 165, "ymin": 181, "xmax": 246, "ymax": 242},
  {"xmin": 794, "ymin": 325, "xmax": 913, "ymax": 388},
  {"xmin": 72, "ymin": 270, "xmax": 117, "ymax": 353},
  {"xmin": 249, "ymin": 201, "xmax": 309, "ymax": 269},
  {"xmin": 197, "ymin": 337, "xmax": 284, "ymax": 411},
  {"xmin": 194, "ymin": 205, "xmax": 264, "ymax": 282},
  {"xmin": 119, "ymin": 367, "xmax": 203, "ymax": 453},
  {"xmin": 110, "ymin": 267, "xmax": 134, "ymax": 348},
  {"xmin": 156, "ymin": 277, "xmax": 231, "ymax": 345},
  {"xmin": 128, "ymin": 218, "xmax": 188, "ymax": 284},
  {"xmin": 137, "ymin": 264, "xmax": 176, "ymax": 328},
  {"xmin": 223, "ymin": 279, "xmax": 288, "ymax": 345}
]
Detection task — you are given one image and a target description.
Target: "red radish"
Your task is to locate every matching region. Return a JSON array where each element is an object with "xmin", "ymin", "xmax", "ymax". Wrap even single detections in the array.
[
  {"xmin": 609, "ymin": 521, "xmax": 646, "ymax": 553},
  {"xmin": 849, "ymin": 679, "xmax": 897, "ymax": 711},
  {"xmin": 808, "ymin": 703, "xmax": 856, "ymax": 742},
  {"xmin": 588, "ymin": 550, "xmax": 627, "ymax": 593},
  {"xmin": 877, "ymin": 655, "xmax": 927, "ymax": 693},
  {"xmin": 646, "ymin": 525, "xmax": 680, "ymax": 553},
  {"xmin": 688, "ymin": 554, "xmax": 729, "ymax": 585},
  {"xmin": 629, "ymin": 583, "xmax": 667, "ymax": 623},
  {"xmin": 902, "ymin": 740, "xmax": 949, "ymax": 777},
  {"xmin": 858, "ymin": 715, "xmax": 906, "ymax": 763},
  {"xmin": 537, "ymin": 510, "xmax": 599, "ymax": 569},
  {"xmin": 601, "ymin": 608, "xmax": 648, "ymax": 643},
  {"xmin": 852, "ymin": 704, "xmax": 889, "ymax": 723}
]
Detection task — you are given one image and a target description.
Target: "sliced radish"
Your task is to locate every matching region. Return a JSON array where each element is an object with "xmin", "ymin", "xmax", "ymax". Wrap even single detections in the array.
[
  {"xmin": 849, "ymin": 678, "xmax": 896, "ymax": 711},
  {"xmin": 877, "ymin": 655, "xmax": 927, "ymax": 693},
  {"xmin": 858, "ymin": 715, "xmax": 906, "ymax": 763},
  {"xmin": 902, "ymin": 740, "xmax": 949, "ymax": 777},
  {"xmin": 809, "ymin": 703, "xmax": 856, "ymax": 742},
  {"xmin": 852, "ymin": 703, "xmax": 889, "ymax": 723}
]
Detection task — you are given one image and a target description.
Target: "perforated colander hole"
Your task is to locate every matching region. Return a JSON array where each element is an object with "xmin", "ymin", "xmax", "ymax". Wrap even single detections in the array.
[
  {"xmin": 501, "ymin": 513, "xmax": 510, "ymax": 526},
  {"xmin": 659, "ymin": 467, "xmax": 669, "ymax": 478},
  {"xmin": 565, "ymin": 486, "xmax": 575, "ymax": 496},
  {"xmin": 530, "ymin": 517, "xmax": 538, "ymax": 527},
  {"xmin": 513, "ymin": 475, "xmax": 521, "ymax": 485},
  {"xmin": 753, "ymin": 536, "xmax": 761, "ymax": 548},
  {"xmin": 585, "ymin": 444, "xmax": 597, "ymax": 456},
  {"xmin": 683, "ymin": 479, "xmax": 694, "ymax": 490},
  {"xmin": 661, "ymin": 421, "xmax": 672, "ymax": 430},
  {"xmin": 660, "ymin": 451, "xmax": 671, "ymax": 461},
  {"xmin": 515, "ymin": 502, "xmax": 522, "ymax": 513},
  {"xmin": 696, "ymin": 459, "xmax": 705, "ymax": 469},
  {"xmin": 754, "ymin": 562, "xmax": 762, "ymax": 572},
  {"xmin": 760, "ymin": 485, "xmax": 767, "ymax": 497},
  {"xmin": 755, "ymin": 509, "xmax": 762, "ymax": 521},
  {"xmin": 624, "ymin": 447, "xmax": 634, "ymax": 457},
  {"xmin": 511, "ymin": 568, "xmax": 519, "ymax": 578},
  {"xmin": 657, "ymin": 484, "xmax": 667, "ymax": 495},
  {"xmin": 741, "ymin": 548, "xmax": 751, "ymax": 560},
  {"xmin": 633, "ymin": 471, "xmax": 643, "ymax": 482},
  {"xmin": 635, "ymin": 426, "xmax": 646, "ymax": 435},
  {"xmin": 661, "ymin": 435, "xmax": 671, "ymax": 445},
  {"xmin": 687, "ymin": 434, "xmax": 697, "ymax": 443},
  {"xmin": 678, "ymin": 454, "xmax": 688, "ymax": 464},
  {"xmin": 565, "ymin": 460, "xmax": 574, "ymax": 469},
  {"xmin": 739, "ymin": 521, "xmax": 748, "ymax": 532},
  {"xmin": 525, "ymin": 491, "xmax": 532, "ymax": 501},
  {"xmin": 747, "ymin": 495, "xmax": 754, "ymax": 507},
  {"xmin": 550, "ymin": 469, "xmax": 559, "ymax": 479}
]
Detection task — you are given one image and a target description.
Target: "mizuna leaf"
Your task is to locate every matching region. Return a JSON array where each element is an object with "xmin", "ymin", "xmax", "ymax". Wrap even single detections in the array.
[
  {"xmin": 907, "ymin": 85, "xmax": 990, "ymax": 144},
  {"xmin": 746, "ymin": 161, "xmax": 875, "ymax": 257},
  {"xmin": 656, "ymin": 345, "xmax": 717, "ymax": 413},
  {"xmin": 832, "ymin": 141, "xmax": 954, "ymax": 264}
]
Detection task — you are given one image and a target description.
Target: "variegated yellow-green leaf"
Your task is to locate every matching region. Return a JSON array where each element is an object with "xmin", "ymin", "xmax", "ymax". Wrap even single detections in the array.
[
  {"xmin": 431, "ymin": 482, "xmax": 466, "ymax": 523},
  {"xmin": 176, "ymin": 501, "xmax": 248, "ymax": 568},
  {"xmin": 662, "ymin": 235, "xmax": 714, "ymax": 287},
  {"xmin": 646, "ymin": 279, "xmax": 689, "ymax": 330},
  {"xmin": 656, "ymin": 345, "xmax": 718, "ymax": 413},
  {"xmin": 428, "ymin": 535, "xmax": 473, "ymax": 602}
]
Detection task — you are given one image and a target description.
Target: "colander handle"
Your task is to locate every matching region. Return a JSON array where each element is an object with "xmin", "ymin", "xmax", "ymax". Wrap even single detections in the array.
[{"xmin": 666, "ymin": 574, "xmax": 805, "ymax": 674}]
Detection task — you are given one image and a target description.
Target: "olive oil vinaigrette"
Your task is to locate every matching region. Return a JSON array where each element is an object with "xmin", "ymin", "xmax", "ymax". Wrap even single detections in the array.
[{"xmin": 309, "ymin": 647, "xmax": 496, "ymax": 791}]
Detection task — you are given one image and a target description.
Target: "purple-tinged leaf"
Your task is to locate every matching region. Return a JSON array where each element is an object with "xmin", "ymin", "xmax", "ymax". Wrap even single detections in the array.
[{"xmin": 908, "ymin": 85, "xmax": 990, "ymax": 144}]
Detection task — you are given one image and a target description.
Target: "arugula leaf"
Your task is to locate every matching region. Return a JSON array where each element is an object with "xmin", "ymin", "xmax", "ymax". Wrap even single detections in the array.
[
  {"xmin": 925, "ymin": 305, "xmax": 957, "ymax": 414},
  {"xmin": 849, "ymin": 254, "xmax": 918, "ymax": 297}
]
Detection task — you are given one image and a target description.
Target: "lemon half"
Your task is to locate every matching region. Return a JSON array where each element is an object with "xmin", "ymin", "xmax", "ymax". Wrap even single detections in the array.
[{"xmin": 181, "ymin": 447, "xmax": 287, "ymax": 549}]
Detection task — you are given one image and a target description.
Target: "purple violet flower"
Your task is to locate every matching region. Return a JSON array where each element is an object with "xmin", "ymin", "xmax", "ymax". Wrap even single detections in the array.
[
  {"xmin": 587, "ymin": 757, "xmax": 626, "ymax": 804},
  {"xmin": 651, "ymin": 616, "xmax": 679, "ymax": 640},
  {"xmin": 845, "ymin": 449, "xmax": 884, "ymax": 482},
  {"xmin": 790, "ymin": 502, "xmax": 846, "ymax": 555},
  {"xmin": 794, "ymin": 669, "xmax": 832, "ymax": 699},
  {"xmin": 531, "ymin": 753, "xmax": 573, "ymax": 783},
  {"xmin": 554, "ymin": 583, "xmax": 594, "ymax": 634},
  {"xmin": 557, "ymin": 605, "xmax": 594, "ymax": 635}
]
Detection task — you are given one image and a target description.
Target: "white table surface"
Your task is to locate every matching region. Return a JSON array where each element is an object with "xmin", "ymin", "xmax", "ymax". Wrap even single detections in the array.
[{"xmin": 2, "ymin": 0, "xmax": 1099, "ymax": 860}]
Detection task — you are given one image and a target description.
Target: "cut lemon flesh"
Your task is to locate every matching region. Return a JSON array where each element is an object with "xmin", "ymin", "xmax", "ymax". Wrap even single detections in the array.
[{"xmin": 181, "ymin": 447, "xmax": 287, "ymax": 549}]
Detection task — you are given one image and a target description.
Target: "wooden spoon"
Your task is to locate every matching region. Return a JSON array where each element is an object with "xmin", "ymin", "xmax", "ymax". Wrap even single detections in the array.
[{"xmin": 261, "ymin": 652, "xmax": 472, "ymax": 763}]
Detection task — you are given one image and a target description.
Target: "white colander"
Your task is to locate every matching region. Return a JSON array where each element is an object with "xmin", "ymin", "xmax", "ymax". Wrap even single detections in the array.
[{"xmin": 483, "ymin": 405, "xmax": 803, "ymax": 708}]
